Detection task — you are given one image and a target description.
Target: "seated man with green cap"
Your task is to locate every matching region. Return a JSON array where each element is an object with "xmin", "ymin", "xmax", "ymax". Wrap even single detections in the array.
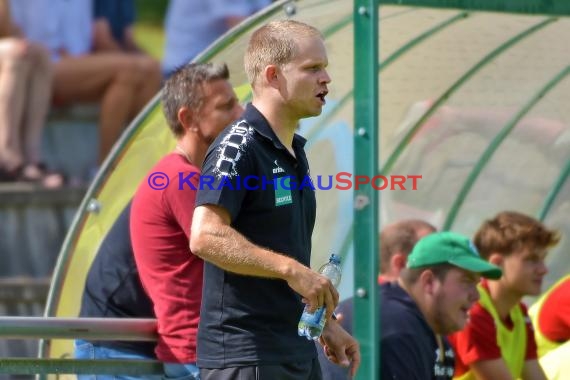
[{"xmin": 378, "ymin": 231, "xmax": 502, "ymax": 380}]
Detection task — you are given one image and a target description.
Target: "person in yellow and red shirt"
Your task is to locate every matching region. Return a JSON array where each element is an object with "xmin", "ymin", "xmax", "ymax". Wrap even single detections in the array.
[
  {"xmin": 449, "ymin": 211, "xmax": 559, "ymax": 380},
  {"xmin": 529, "ymin": 274, "xmax": 570, "ymax": 380}
]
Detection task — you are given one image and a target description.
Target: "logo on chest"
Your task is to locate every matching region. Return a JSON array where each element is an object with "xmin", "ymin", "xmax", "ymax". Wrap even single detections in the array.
[
  {"xmin": 434, "ymin": 346, "xmax": 455, "ymax": 378},
  {"xmin": 272, "ymin": 159, "xmax": 285, "ymax": 174},
  {"xmin": 275, "ymin": 176, "xmax": 293, "ymax": 207}
]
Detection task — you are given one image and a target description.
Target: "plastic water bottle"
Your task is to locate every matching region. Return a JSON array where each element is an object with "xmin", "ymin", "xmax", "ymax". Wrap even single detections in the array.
[{"xmin": 298, "ymin": 254, "xmax": 342, "ymax": 340}]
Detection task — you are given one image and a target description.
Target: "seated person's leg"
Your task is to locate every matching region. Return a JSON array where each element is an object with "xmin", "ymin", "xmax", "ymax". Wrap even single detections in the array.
[
  {"xmin": 0, "ymin": 38, "xmax": 30, "ymax": 177},
  {"xmin": 53, "ymin": 53, "xmax": 146, "ymax": 162},
  {"xmin": 17, "ymin": 43, "xmax": 65, "ymax": 188},
  {"xmin": 22, "ymin": 43, "xmax": 52, "ymax": 166},
  {"xmin": 130, "ymin": 55, "xmax": 162, "ymax": 118}
]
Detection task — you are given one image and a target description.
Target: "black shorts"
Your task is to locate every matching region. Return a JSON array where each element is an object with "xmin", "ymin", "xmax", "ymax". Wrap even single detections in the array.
[{"xmin": 200, "ymin": 358, "xmax": 322, "ymax": 380}]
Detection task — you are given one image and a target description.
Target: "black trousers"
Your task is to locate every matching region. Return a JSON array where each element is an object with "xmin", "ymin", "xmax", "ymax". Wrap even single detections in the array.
[{"xmin": 200, "ymin": 358, "xmax": 322, "ymax": 380}]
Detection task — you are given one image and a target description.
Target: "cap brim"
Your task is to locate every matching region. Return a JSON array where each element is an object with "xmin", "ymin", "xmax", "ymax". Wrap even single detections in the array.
[{"xmin": 450, "ymin": 256, "xmax": 502, "ymax": 280}]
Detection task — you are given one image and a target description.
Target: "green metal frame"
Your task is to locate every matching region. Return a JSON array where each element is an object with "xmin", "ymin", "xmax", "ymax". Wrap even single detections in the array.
[
  {"xmin": 351, "ymin": 2, "xmax": 570, "ymax": 378},
  {"xmin": 378, "ymin": 0, "xmax": 570, "ymax": 15},
  {"xmin": 316, "ymin": 9, "xmax": 470, "ymax": 266},
  {"xmin": 444, "ymin": 65, "xmax": 570, "ymax": 229},
  {"xmin": 382, "ymin": 16, "xmax": 555, "ymax": 176},
  {"xmin": 538, "ymin": 158, "xmax": 570, "ymax": 221},
  {"xmin": 353, "ymin": 1, "xmax": 380, "ymax": 379},
  {"xmin": 305, "ymin": 9, "xmax": 468, "ymax": 144},
  {"xmin": 0, "ymin": 359, "xmax": 162, "ymax": 376}
]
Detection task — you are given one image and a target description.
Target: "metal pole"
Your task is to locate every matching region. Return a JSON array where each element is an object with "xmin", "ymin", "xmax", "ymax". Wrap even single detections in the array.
[
  {"xmin": 353, "ymin": 1, "xmax": 380, "ymax": 379},
  {"xmin": 0, "ymin": 317, "xmax": 157, "ymax": 341}
]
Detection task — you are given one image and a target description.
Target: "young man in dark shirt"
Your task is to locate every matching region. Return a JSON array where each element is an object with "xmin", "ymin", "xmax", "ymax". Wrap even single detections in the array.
[{"xmin": 190, "ymin": 20, "xmax": 360, "ymax": 380}]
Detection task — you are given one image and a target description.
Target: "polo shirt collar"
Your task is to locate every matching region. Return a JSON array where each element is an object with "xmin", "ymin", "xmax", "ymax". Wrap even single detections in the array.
[{"xmin": 243, "ymin": 103, "xmax": 307, "ymax": 152}]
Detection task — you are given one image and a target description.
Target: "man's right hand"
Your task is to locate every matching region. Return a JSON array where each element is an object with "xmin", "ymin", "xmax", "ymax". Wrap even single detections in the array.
[{"xmin": 286, "ymin": 262, "xmax": 339, "ymax": 320}]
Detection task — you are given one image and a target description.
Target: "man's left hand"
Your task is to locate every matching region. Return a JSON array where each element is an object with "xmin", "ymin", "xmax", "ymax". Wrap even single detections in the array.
[{"xmin": 319, "ymin": 319, "xmax": 361, "ymax": 378}]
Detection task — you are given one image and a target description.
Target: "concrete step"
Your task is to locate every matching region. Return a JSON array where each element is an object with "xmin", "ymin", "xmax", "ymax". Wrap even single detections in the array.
[{"xmin": 0, "ymin": 183, "xmax": 86, "ymax": 277}]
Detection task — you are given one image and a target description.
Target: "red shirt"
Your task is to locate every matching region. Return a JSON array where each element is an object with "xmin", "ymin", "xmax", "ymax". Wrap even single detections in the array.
[
  {"xmin": 538, "ymin": 277, "xmax": 570, "ymax": 342},
  {"xmin": 448, "ymin": 282, "xmax": 538, "ymax": 377},
  {"xmin": 131, "ymin": 153, "xmax": 203, "ymax": 363}
]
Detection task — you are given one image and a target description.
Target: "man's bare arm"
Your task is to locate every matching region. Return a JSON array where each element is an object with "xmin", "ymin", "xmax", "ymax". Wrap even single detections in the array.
[
  {"xmin": 521, "ymin": 360, "xmax": 547, "ymax": 380},
  {"xmin": 190, "ymin": 204, "xmax": 339, "ymax": 315},
  {"xmin": 471, "ymin": 358, "xmax": 514, "ymax": 380}
]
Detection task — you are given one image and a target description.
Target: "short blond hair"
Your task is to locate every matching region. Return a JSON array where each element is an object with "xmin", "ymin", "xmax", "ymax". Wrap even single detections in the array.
[{"xmin": 244, "ymin": 20, "xmax": 323, "ymax": 86}]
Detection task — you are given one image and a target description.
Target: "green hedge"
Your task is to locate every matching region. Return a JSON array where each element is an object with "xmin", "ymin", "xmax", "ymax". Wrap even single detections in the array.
[{"xmin": 135, "ymin": 0, "xmax": 168, "ymax": 26}]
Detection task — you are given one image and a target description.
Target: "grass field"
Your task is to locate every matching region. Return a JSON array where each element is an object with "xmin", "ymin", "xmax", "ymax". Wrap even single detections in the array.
[
  {"xmin": 133, "ymin": 23, "xmax": 165, "ymax": 59},
  {"xmin": 133, "ymin": 0, "xmax": 168, "ymax": 59}
]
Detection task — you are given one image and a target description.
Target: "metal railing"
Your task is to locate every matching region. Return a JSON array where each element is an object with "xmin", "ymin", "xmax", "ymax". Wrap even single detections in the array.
[{"xmin": 0, "ymin": 317, "xmax": 162, "ymax": 375}]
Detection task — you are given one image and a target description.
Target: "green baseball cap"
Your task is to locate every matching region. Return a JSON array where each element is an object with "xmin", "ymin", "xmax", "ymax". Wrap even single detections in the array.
[{"xmin": 406, "ymin": 231, "xmax": 502, "ymax": 280}]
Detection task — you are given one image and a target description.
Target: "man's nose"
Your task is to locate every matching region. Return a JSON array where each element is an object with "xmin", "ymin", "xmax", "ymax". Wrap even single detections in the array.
[{"xmin": 321, "ymin": 69, "xmax": 331, "ymax": 84}]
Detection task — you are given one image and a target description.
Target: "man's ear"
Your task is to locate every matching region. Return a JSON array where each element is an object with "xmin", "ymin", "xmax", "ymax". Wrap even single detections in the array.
[
  {"xmin": 264, "ymin": 65, "xmax": 280, "ymax": 89},
  {"xmin": 178, "ymin": 106, "xmax": 195, "ymax": 131},
  {"xmin": 419, "ymin": 269, "xmax": 437, "ymax": 295},
  {"xmin": 488, "ymin": 253, "xmax": 503, "ymax": 267},
  {"xmin": 391, "ymin": 253, "xmax": 407, "ymax": 274}
]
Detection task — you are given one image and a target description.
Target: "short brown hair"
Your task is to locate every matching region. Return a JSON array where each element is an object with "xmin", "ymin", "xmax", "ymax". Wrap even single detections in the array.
[
  {"xmin": 244, "ymin": 20, "xmax": 323, "ymax": 86},
  {"xmin": 380, "ymin": 219, "xmax": 436, "ymax": 274},
  {"xmin": 474, "ymin": 211, "xmax": 559, "ymax": 259},
  {"xmin": 161, "ymin": 62, "xmax": 230, "ymax": 138}
]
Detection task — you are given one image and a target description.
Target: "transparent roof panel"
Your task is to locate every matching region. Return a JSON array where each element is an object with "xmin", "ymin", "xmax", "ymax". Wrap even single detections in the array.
[
  {"xmin": 48, "ymin": 1, "xmax": 570, "ymax": 343},
  {"xmin": 203, "ymin": 1, "xmax": 570, "ymax": 293}
]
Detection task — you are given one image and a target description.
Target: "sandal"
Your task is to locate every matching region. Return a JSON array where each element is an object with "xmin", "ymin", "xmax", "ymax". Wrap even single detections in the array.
[
  {"xmin": 19, "ymin": 163, "xmax": 66, "ymax": 189},
  {"xmin": 0, "ymin": 165, "xmax": 22, "ymax": 182}
]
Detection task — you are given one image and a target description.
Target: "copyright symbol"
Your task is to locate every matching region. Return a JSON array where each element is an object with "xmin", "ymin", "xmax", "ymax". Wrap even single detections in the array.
[{"xmin": 148, "ymin": 172, "xmax": 169, "ymax": 190}]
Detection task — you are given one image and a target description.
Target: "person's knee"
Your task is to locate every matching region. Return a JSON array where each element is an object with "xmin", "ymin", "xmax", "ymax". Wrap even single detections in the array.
[
  {"xmin": 108, "ymin": 55, "xmax": 160, "ymax": 92},
  {"xmin": 132, "ymin": 57, "xmax": 162, "ymax": 92},
  {"xmin": 0, "ymin": 38, "xmax": 33, "ymax": 62},
  {"xmin": 137, "ymin": 56, "xmax": 161, "ymax": 79},
  {"xmin": 27, "ymin": 43, "xmax": 52, "ymax": 67},
  {"xmin": 113, "ymin": 57, "xmax": 143, "ymax": 85}
]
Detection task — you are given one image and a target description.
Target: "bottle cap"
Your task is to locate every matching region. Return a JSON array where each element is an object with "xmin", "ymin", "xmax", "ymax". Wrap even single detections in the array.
[{"xmin": 329, "ymin": 254, "xmax": 341, "ymax": 265}]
